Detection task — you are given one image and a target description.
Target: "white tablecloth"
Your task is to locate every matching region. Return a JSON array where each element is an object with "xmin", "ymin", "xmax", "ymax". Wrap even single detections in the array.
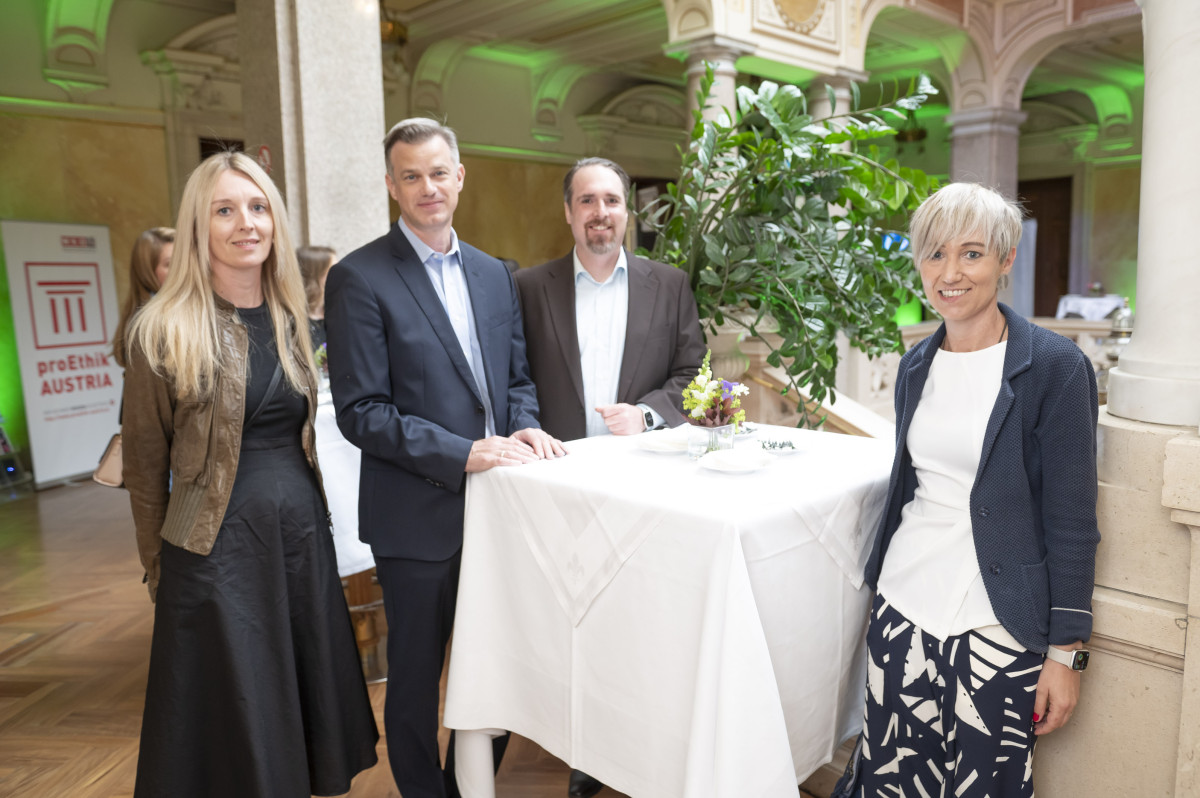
[
  {"xmin": 1055, "ymin": 294, "xmax": 1124, "ymax": 321},
  {"xmin": 444, "ymin": 427, "xmax": 892, "ymax": 798},
  {"xmin": 314, "ymin": 390, "xmax": 375, "ymax": 578}
]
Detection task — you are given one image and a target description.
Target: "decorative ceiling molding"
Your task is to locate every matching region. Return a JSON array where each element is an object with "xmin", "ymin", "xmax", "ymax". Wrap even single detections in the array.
[
  {"xmin": 42, "ymin": 0, "xmax": 117, "ymax": 100},
  {"xmin": 410, "ymin": 38, "xmax": 478, "ymax": 115},
  {"xmin": 532, "ymin": 64, "xmax": 594, "ymax": 141},
  {"xmin": 753, "ymin": 0, "xmax": 838, "ymax": 49},
  {"xmin": 663, "ymin": 0, "xmax": 717, "ymax": 41},
  {"xmin": 578, "ymin": 84, "xmax": 688, "ymax": 154},
  {"xmin": 141, "ymin": 15, "xmax": 241, "ymax": 114}
]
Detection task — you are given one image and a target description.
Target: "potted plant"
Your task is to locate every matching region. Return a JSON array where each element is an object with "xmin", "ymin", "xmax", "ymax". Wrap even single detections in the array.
[{"xmin": 640, "ymin": 67, "xmax": 937, "ymax": 426}]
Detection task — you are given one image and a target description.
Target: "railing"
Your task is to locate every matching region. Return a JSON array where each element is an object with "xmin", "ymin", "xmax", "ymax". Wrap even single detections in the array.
[{"xmin": 722, "ymin": 317, "xmax": 1111, "ymax": 437}]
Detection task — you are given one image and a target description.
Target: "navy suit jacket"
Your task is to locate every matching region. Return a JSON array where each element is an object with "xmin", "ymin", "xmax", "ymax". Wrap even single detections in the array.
[
  {"xmin": 324, "ymin": 224, "xmax": 540, "ymax": 561},
  {"xmin": 864, "ymin": 304, "xmax": 1100, "ymax": 653}
]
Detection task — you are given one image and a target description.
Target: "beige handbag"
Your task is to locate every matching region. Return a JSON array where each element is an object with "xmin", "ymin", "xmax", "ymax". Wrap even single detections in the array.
[{"xmin": 92, "ymin": 433, "xmax": 124, "ymax": 488}]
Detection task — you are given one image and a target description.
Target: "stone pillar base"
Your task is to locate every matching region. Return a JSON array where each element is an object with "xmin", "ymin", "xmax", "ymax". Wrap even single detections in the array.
[{"xmin": 1107, "ymin": 366, "xmax": 1200, "ymax": 428}]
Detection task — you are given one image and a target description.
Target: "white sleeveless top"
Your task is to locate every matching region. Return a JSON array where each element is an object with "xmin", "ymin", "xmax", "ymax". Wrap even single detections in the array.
[{"xmin": 876, "ymin": 340, "xmax": 1021, "ymax": 648}]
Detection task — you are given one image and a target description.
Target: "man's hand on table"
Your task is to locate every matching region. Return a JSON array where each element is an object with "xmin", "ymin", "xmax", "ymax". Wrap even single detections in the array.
[
  {"xmin": 511, "ymin": 427, "xmax": 566, "ymax": 460},
  {"xmin": 595, "ymin": 403, "xmax": 645, "ymax": 435},
  {"xmin": 466, "ymin": 429, "xmax": 565, "ymax": 472}
]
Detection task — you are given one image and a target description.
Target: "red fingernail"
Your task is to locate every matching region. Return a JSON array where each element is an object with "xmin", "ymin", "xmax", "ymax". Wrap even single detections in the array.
[{"xmin": 1032, "ymin": 713, "xmax": 1041, "ymax": 722}]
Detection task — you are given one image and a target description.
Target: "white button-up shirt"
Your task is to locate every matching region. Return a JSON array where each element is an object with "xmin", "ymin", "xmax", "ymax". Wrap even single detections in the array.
[
  {"xmin": 574, "ymin": 248, "xmax": 628, "ymax": 438},
  {"xmin": 398, "ymin": 217, "xmax": 495, "ymax": 436}
]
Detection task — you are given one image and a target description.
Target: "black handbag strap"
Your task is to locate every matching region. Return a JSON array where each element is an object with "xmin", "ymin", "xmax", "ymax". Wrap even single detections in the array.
[{"xmin": 245, "ymin": 360, "xmax": 284, "ymax": 429}]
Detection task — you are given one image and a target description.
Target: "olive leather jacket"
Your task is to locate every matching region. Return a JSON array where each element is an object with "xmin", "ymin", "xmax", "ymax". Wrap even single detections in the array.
[{"xmin": 123, "ymin": 295, "xmax": 326, "ymax": 601}]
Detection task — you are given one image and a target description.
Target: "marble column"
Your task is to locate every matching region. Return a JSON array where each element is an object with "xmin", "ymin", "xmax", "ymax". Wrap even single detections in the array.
[
  {"xmin": 1105, "ymin": 0, "xmax": 1200, "ymax": 427},
  {"xmin": 236, "ymin": 0, "xmax": 388, "ymax": 257},
  {"xmin": 805, "ymin": 70, "xmax": 869, "ymax": 122},
  {"xmin": 946, "ymin": 106, "xmax": 1025, "ymax": 307},
  {"xmin": 666, "ymin": 34, "xmax": 756, "ymax": 122},
  {"xmin": 946, "ymin": 106, "xmax": 1026, "ymax": 200}
]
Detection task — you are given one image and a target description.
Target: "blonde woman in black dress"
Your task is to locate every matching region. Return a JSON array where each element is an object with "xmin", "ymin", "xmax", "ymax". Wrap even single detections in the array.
[{"xmin": 123, "ymin": 151, "xmax": 378, "ymax": 797}]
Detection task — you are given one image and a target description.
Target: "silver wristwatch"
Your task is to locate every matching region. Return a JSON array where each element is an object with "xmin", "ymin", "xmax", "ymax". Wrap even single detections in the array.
[{"xmin": 1045, "ymin": 646, "xmax": 1089, "ymax": 671}]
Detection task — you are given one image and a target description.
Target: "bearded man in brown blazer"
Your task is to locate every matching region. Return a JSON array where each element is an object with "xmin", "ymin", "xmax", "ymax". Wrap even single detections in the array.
[{"xmin": 514, "ymin": 159, "xmax": 705, "ymax": 456}]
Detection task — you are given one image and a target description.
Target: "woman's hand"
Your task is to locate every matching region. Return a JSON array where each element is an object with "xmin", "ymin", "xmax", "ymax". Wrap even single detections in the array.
[{"xmin": 1032, "ymin": 645, "xmax": 1082, "ymax": 735}]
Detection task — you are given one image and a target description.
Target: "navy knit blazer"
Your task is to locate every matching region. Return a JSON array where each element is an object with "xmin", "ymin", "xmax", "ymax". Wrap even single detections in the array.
[{"xmin": 864, "ymin": 303, "xmax": 1100, "ymax": 653}]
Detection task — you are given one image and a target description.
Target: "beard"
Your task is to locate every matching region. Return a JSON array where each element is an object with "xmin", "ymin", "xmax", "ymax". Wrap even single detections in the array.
[{"xmin": 584, "ymin": 224, "xmax": 620, "ymax": 255}]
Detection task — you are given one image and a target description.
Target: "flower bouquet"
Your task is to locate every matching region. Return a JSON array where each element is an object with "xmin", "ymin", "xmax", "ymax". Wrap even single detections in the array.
[{"xmin": 681, "ymin": 351, "xmax": 749, "ymax": 458}]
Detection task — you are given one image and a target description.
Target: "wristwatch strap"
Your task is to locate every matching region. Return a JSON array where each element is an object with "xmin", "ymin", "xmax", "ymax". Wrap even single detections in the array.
[{"xmin": 1045, "ymin": 646, "xmax": 1089, "ymax": 671}]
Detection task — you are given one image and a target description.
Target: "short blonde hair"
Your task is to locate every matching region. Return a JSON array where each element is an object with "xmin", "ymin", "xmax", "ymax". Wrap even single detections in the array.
[
  {"xmin": 909, "ymin": 182, "xmax": 1023, "ymax": 265},
  {"xmin": 130, "ymin": 151, "xmax": 313, "ymax": 398}
]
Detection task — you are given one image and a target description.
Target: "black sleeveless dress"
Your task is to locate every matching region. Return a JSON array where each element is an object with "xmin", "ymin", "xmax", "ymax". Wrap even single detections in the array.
[{"xmin": 135, "ymin": 304, "xmax": 378, "ymax": 797}]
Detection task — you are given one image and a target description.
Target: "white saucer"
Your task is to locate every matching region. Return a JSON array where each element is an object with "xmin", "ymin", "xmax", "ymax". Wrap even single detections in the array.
[{"xmin": 698, "ymin": 448, "xmax": 774, "ymax": 473}]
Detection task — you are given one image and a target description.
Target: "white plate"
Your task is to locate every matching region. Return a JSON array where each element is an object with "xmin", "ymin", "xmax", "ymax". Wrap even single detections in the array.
[
  {"xmin": 698, "ymin": 448, "xmax": 775, "ymax": 474},
  {"xmin": 639, "ymin": 429, "xmax": 690, "ymax": 453}
]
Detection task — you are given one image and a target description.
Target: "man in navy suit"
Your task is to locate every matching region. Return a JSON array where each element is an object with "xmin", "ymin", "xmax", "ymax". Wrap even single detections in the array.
[{"xmin": 325, "ymin": 117, "xmax": 564, "ymax": 798}]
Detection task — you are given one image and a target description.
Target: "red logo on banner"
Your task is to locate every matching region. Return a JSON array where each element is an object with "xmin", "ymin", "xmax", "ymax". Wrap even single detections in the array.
[{"xmin": 25, "ymin": 262, "xmax": 109, "ymax": 350}]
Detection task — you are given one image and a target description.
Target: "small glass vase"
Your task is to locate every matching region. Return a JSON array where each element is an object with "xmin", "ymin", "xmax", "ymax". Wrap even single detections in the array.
[{"xmin": 687, "ymin": 423, "xmax": 735, "ymax": 460}]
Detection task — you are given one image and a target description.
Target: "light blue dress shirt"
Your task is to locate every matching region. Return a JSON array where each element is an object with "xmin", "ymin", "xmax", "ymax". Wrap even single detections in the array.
[
  {"xmin": 398, "ymin": 217, "xmax": 495, "ymax": 437},
  {"xmin": 573, "ymin": 248, "xmax": 661, "ymax": 437}
]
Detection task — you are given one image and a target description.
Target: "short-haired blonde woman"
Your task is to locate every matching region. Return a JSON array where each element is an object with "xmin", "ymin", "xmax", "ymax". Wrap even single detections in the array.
[
  {"xmin": 847, "ymin": 182, "xmax": 1099, "ymax": 797},
  {"xmin": 297, "ymin": 244, "xmax": 336, "ymax": 351},
  {"xmin": 122, "ymin": 152, "xmax": 378, "ymax": 797},
  {"xmin": 112, "ymin": 227, "xmax": 173, "ymax": 369}
]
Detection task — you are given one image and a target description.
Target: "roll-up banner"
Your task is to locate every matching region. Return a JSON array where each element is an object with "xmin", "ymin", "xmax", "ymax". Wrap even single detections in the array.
[{"xmin": 2, "ymin": 221, "xmax": 122, "ymax": 488}]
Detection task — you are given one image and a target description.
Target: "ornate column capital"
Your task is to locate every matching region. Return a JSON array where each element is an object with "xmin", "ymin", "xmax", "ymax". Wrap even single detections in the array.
[
  {"xmin": 945, "ymin": 107, "xmax": 1028, "ymax": 139},
  {"xmin": 665, "ymin": 33, "xmax": 757, "ymax": 76},
  {"xmin": 665, "ymin": 34, "xmax": 756, "ymax": 121}
]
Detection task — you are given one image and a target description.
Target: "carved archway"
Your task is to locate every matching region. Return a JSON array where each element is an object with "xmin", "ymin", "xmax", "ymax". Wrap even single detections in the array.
[{"xmin": 43, "ymin": 0, "xmax": 117, "ymax": 99}]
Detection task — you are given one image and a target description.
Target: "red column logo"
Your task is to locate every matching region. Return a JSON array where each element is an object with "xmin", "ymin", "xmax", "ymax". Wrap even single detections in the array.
[{"xmin": 25, "ymin": 263, "xmax": 109, "ymax": 349}]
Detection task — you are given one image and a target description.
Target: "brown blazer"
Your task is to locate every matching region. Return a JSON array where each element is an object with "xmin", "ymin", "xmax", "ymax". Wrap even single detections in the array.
[{"xmin": 514, "ymin": 250, "xmax": 706, "ymax": 441}]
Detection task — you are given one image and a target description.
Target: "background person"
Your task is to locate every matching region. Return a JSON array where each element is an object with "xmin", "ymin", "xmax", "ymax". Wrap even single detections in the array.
[
  {"xmin": 851, "ymin": 182, "xmax": 1099, "ymax": 797},
  {"xmin": 112, "ymin": 226, "xmax": 173, "ymax": 369},
  {"xmin": 298, "ymin": 244, "xmax": 336, "ymax": 351},
  {"xmin": 122, "ymin": 151, "xmax": 379, "ymax": 798},
  {"xmin": 324, "ymin": 117, "xmax": 563, "ymax": 798}
]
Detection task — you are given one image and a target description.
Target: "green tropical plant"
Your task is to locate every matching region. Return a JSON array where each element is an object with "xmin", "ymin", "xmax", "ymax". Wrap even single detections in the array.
[{"xmin": 640, "ymin": 67, "xmax": 938, "ymax": 425}]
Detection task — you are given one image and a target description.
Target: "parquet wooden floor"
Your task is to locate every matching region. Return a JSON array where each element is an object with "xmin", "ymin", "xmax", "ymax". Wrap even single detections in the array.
[{"xmin": 0, "ymin": 480, "xmax": 815, "ymax": 798}]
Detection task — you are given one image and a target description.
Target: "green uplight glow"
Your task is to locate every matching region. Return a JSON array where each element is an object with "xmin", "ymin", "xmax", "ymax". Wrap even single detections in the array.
[
  {"xmin": 467, "ymin": 43, "xmax": 558, "ymax": 72},
  {"xmin": 0, "ymin": 237, "xmax": 30, "ymax": 457},
  {"xmin": 894, "ymin": 295, "xmax": 924, "ymax": 327}
]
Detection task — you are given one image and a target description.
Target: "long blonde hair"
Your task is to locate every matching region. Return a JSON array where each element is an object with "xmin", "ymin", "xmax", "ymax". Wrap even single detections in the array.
[
  {"xmin": 128, "ymin": 152, "xmax": 314, "ymax": 399},
  {"xmin": 113, "ymin": 227, "xmax": 174, "ymax": 368}
]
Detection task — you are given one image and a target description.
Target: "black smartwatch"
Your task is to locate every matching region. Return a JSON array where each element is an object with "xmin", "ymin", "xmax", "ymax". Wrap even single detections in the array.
[
  {"xmin": 1045, "ymin": 646, "xmax": 1089, "ymax": 671},
  {"xmin": 639, "ymin": 405, "xmax": 655, "ymax": 431}
]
